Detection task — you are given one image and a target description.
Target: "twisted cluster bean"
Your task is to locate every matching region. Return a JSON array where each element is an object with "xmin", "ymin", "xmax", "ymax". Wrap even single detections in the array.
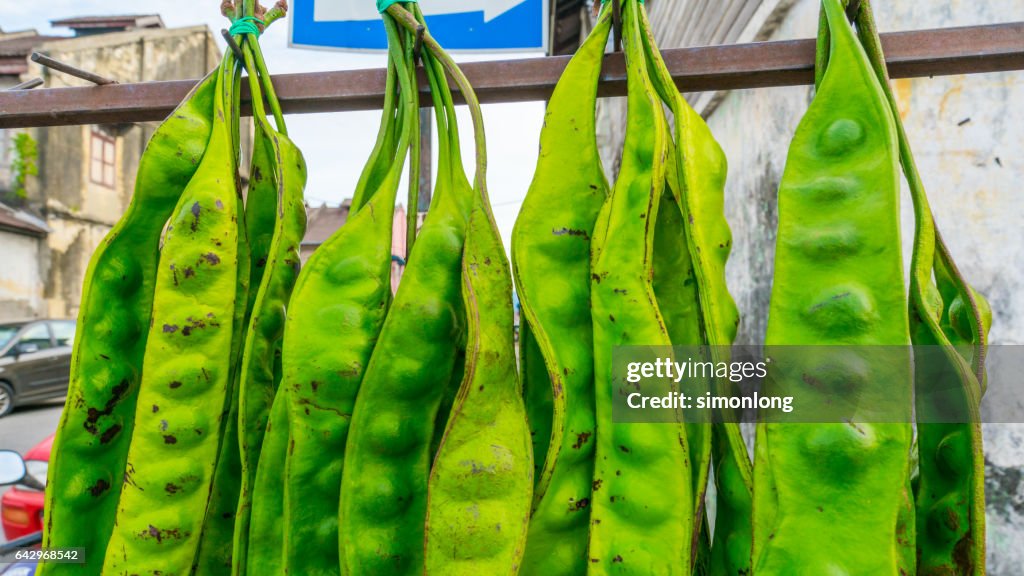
[{"xmin": 754, "ymin": 1, "xmax": 912, "ymax": 574}]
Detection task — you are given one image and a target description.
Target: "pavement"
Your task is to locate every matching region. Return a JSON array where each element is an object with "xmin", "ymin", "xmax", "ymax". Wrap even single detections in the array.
[{"xmin": 0, "ymin": 399, "xmax": 64, "ymax": 547}]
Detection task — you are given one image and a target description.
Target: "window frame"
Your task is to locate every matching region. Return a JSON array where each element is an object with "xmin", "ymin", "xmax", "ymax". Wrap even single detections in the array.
[{"xmin": 89, "ymin": 128, "xmax": 117, "ymax": 188}]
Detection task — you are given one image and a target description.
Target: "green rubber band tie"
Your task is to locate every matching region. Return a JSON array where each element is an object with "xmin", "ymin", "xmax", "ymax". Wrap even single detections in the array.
[
  {"xmin": 229, "ymin": 16, "xmax": 264, "ymax": 37},
  {"xmin": 378, "ymin": 0, "xmax": 418, "ymax": 14}
]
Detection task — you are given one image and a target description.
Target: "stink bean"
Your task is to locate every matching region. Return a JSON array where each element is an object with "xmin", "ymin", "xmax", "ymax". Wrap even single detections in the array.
[
  {"xmin": 511, "ymin": 8, "xmax": 611, "ymax": 575},
  {"xmin": 754, "ymin": 1, "xmax": 912, "ymax": 574},
  {"xmin": 39, "ymin": 67, "xmax": 217, "ymax": 576}
]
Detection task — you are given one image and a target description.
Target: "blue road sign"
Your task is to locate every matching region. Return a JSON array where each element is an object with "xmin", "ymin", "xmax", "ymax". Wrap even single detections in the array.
[{"xmin": 290, "ymin": 0, "xmax": 549, "ymax": 52}]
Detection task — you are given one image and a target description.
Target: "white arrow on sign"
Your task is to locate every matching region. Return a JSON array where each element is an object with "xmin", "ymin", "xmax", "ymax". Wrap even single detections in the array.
[{"xmin": 314, "ymin": 0, "xmax": 526, "ymax": 24}]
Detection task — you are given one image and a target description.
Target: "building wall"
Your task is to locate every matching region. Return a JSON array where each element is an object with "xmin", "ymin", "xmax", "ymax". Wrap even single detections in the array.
[
  {"xmin": 0, "ymin": 230, "xmax": 44, "ymax": 320},
  {"xmin": 699, "ymin": 0, "xmax": 1024, "ymax": 570},
  {"xmin": 24, "ymin": 26, "xmax": 219, "ymax": 318}
]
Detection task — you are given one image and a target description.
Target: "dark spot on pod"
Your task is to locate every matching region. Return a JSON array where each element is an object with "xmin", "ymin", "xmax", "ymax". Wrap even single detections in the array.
[
  {"xmin": 169, "ymin": 381, "xmax": 182, "ymax": 389},
  {"xmin": 100, "ymin": 354, "xmax": 110, "ymax": 360},
  {"xmin": 612, "ymin": 555, "xmax": 624, "ymax": 563},
  {"xmin": 89, "ymin": 478, "xmax": 111, "ymax": 497},
  {"xmin": 215, "ymin": 199, "xmax": 224, "ymax": 210},
  {"xmin": 183, "ymin": 267, "xmax": 195, "ymax": 278},
  {"xmin": 614, "ymin": 289, "xmax": 627, "ymax": 295},
  {"xmin": 568, "ymin": 498, "xmax": 590, "ymax": 512},
  {"xmin": 190, "ymin": 202, "xmax": 201, "ymax": 231},
  {"xmin": 311, "ymin": 381, "xmax": 320, "ymax": 392},
  {"xmin": 478, "ymin": 385, "xmax": 484, "ymax": 391},
  {"xmin": 222, "ymin": 512, "xmax": 233, "ymax": 519},
  {"xmin": 163, "ymin": 435, "xmax": 178, "ymax": 444},
  {"xmin": 592, "ymin": 479, "xmax": 602, "ymax": 492},
  {"xmin": 618, "ymin": 445, "xmax": 630, "ymax": 453},
  {"xmin": 160, "ymin": 420, "xmax": 169, "ymax": 431},
  {"xmin": 257, "ymin": 257, "xmax": 268, "ymax": 268},
  {"xmin": 202, "ymin": 253, "xmax": 221, "ymax": 265},
  {"xmin": 165, "ymin": 483, "xmax": 182, "ymax": 495},
  {"xmin": 552, "ymin": 228, "xmax": 590, "ymax": 239},
  {"xmin": 195, "ymin": 429, "xmax": 203, "ymax": 435},
  {"xmin": 163, "ymin": 325, "xmax": 179, "ymax": 334},
  {"xmin": 615, "ymin": 470, "xmax": 621, "ymax": 476},
  {"xmin": 609, "ymin": 496, "xmax": 616, "ymax": 503},
  {"xmin": 252, "ymin": 166, "xmax": 263, "ymax": 183},
  {"xmin": 152, "ymin": 405, "xmax": 159, "ymax": 413},
  {"xmin": 573, "ymin": 432, "xmax": 592, "ymax": 449},
  {"xmin": 609, "ymin": 314, "xmax": 616, "ymax": 323},
  {"xmin": 100, "ymin": 424, "xmax": 122, "ymax": 444}
]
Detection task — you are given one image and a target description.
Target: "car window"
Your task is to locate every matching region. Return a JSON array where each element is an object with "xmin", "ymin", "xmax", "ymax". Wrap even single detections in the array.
[
  {"xmin": 51, "ymin": 321, "xmax": 76, "ymax": 347},
  {"xmin": 0, "ymin": 326, "xmax": 17, "ymax": 349},
  {"xmin": 19, "ymin": 323, "xmax": 53, "ymax": 351}
]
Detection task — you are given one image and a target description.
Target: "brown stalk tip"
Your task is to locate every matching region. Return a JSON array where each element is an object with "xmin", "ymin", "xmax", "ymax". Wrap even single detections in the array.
[{"xmin": 220, "ymin": 0, "xmax": 235, "ymax": 18}]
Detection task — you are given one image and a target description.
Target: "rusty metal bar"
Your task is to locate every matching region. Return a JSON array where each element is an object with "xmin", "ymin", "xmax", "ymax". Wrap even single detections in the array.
[
  {"xmin": 8, "ymin": 78, "xmax": 43, "ymax": 91},
  {"xmin": 30, "ymin": 52, "xmax": 117, "ymax": 86},
  {"xmin": 1, "ymin": 21, "xmax": 1021, "ymax": 129}
]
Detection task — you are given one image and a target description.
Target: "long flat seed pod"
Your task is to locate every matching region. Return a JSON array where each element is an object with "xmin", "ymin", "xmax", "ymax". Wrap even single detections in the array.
[
  {"xmin": 38, "ymin": 64, "xmax": 217, "ymax": 576},
  {"xmin": 753, "ymin": 1, "xmax": 912, "ymax": 573},
  {"xmin": 511, "ymin": 8, "xmax": 612, "ymax": 575},
  {"xmin": 276, "ymin": 14, "xmax": 413, "ymax": 575},
  {"xmin": 586, "ymin": 1, "xmax": 693, "ymax": 572},
  {"xmin": 338, "ymin": 22, "xmax": 473, "ymax": 573},
  {"xmin": 101, "ymin": 50, "xmax": 247, "ymax": 576},
  {"xmin": 850, "ymin": 3, "xmax": 991, "ymax": 573}
]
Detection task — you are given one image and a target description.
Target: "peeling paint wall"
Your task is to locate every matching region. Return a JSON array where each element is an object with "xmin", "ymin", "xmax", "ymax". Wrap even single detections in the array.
[{"xmin": 0, "ymin": 230, "xmax": 44, "ymax": 319}]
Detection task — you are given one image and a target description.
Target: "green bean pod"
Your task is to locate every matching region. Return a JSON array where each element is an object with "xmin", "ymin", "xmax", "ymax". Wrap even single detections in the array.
[
  {"xmin": 637, "ymin": 5, "xmax": 752, "ymax": 572},
  {"xmin": 222, "ymin": 40, "xmax": 308, "ymax": 576},
  {"xmin": 101, "ymin": 51, "xmax": 247, "ymax": 576},
  {"xmin": 753, "ymin": 1, "xmax": 911, "ymax": 574},
  {"xmin": 851, "ymin": 3, "xmax": 991, "ymax": 572},
  {"xmin": 275, "ymin": 16, "xmax": 413, "ymax": 575},
  {"xmin": 424, "ymin": 195, "xmax": 533, "ymax": 576},
  {"xmin": 38, "ymin": 68, "xmax": 217, "ymax": 576},
  {"xmin": 511, "ymin": 8, "xmax": 611, "ymax": 575},
  {"xmin": 338, "ymin": 30, "xmax": 472, "ymax": 574},
  {"xmin": 586, "ymin": 1, "xmax": 693, "ymax": 572}
]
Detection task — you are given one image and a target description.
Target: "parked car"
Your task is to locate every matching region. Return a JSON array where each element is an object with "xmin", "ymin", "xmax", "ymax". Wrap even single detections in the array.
[
  {"xmin": 0, "ymin": 435, "xmax": 49, "ymax": 542},
  {"xmin": 0, "ymin": 320, "xmax": 75, "ymax": 418},
  {"xmin": 0, "ymin": 443, "xmax": 45, "ymax": 575}
]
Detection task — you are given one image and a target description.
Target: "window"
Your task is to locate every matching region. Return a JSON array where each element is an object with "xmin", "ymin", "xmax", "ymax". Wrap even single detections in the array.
[
  {"xmin": 50, "ymin": 321, "xmax": 76, "ymax": 347},
  {"xmin": 90, "ymin": 128, "xmax": 116, "ymax": 188},
  {"xmin": 18, "ymin": 323, "xmax": 53, "ymax": 351}
]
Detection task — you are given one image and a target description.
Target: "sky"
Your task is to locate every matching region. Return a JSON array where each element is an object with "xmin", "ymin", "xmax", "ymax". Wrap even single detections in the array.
[{"xmin": 1, "ymin": 0, "xmax": 547, "ymax": 252}]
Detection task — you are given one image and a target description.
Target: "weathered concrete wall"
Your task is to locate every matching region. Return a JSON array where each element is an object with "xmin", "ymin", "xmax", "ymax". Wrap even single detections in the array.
[
  {"xmin": 695, "ymin": 0, "xmax": 1024, "ymax": 571},
  {"xmin": 0, "ymin": 230, "xmax": 44, "ymax": 320}
]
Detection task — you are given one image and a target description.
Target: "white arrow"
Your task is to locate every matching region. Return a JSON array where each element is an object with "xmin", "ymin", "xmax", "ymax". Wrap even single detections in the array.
[{"xmin": 314, "ymin": 0, "xmax": 526, "ymax": 24}]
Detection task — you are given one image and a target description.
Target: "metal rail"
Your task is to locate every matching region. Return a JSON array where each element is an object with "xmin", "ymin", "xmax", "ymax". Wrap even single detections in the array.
[{"xmin": 0, "ymin": 21, "xmax": 1021, "ymax": 129}]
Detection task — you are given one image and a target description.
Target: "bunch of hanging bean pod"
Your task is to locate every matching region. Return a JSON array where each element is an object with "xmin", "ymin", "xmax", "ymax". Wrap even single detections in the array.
[
  {"xmin": 36, "ymin": 0, "xmax": 994, "ymax": 574},
  {"xmin": 39, "ymin": 2, "xmax": 304, "ymax": 575}
]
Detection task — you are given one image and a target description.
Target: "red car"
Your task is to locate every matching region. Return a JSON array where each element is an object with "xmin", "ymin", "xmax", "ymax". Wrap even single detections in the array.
[{"xmin": 1, "ymin": 434, "xmax": 51, "ymax": 540}]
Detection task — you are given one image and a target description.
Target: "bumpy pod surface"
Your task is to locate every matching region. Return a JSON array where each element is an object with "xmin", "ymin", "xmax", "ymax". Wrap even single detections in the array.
[
  {"xmin": 274, "ymin": 18, "xmax": 411, "ymax": 574},
  {"xmin": 338, "ymin": 40, "xmax": 472, "ymax": 575},
  {"xmin": 101, "ymin": 54, "xmax": 247, "ymax": 576},
  {"xmin": 425, "ymin": 194, "xmax": 533, "ymax": 576},
  {"xmin": 753, "ymin": 1, "xmax": 912, "ymax": 574},
  {"xmin": 586, "ymin": 2, "xmax": 693, "ymax": 573},
  {"xmin": 39, "ymin": 68, "xmax": 217, "ymax": 576},
  {"xmin": 511, "ymin": 9, "xmax": 611, "ymax": 576}
]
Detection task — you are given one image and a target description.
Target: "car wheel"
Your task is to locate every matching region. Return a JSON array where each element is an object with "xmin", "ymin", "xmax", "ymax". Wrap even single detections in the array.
[{"xmin": 0, "ymin": 381, "xmax": 13, "ymax": 417}]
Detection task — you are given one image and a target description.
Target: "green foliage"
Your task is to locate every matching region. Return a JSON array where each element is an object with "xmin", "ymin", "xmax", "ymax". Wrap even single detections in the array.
[{"xmin": 11, "ymin": 132, "xmax": 38, "ymax": 199}]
